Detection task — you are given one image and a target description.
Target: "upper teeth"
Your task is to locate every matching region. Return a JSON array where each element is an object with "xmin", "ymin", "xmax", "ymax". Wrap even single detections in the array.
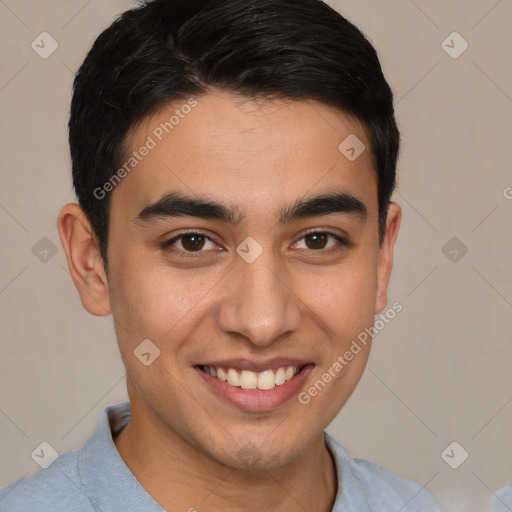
[{"xmin": 203, "ymin": 365, "xmax": 300, "ymax": 390}]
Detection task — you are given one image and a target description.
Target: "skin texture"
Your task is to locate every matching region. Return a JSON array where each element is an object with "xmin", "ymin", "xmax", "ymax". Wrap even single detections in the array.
[{"xmin": 58, "ymin": 90, "xmax": 401, "ymax": 511}]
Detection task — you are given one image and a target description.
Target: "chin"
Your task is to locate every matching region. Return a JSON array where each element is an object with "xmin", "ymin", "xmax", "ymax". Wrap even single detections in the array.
[{"xmin": 204, "ymin": 432, "xmax": 315, "ymax": 472}]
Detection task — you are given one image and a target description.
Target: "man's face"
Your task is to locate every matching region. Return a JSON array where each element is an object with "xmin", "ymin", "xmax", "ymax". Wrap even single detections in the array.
[{"xmin": 104, "ymin": 91, "xmax": 395, "ymax": 470}]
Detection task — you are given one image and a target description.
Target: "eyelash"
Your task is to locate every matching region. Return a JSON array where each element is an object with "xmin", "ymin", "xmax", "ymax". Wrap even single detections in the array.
[{"xmin": 161, "ymin": 229, "xmax": 350, "ymax": 256}]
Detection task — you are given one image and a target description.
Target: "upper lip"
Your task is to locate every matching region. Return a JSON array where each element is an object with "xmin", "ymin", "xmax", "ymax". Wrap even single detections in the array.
[{"xmin": 196, "ymin": 358, "xmax": 312, "ymax": 372}]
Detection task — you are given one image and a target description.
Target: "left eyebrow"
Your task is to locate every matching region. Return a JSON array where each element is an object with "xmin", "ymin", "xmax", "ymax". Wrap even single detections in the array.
[
  {"xmin": 134, "ymin": 190, "xmax": 367, "ymax": 225},
  {"xmin": 278, "ymin": 192, "xmax": 367, "ymax": 224}
]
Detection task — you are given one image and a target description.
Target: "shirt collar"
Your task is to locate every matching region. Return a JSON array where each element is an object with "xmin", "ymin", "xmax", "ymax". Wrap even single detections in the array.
[
  {"xmin": 77, "ymin": 401, "xmax": 164, "ymax": 512},
  {"xmin": 78, "ymin": 402, "xmax": 356, "ymax": 511},
  {"xmin": 324, "ymin": 431, "xmax": 372, "ymax": 511}
]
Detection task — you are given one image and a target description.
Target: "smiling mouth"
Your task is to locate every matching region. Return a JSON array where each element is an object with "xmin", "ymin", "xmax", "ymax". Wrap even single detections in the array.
[{"xmin": 198, "ymin": 365, "xmax": 304, "ymax": 391}]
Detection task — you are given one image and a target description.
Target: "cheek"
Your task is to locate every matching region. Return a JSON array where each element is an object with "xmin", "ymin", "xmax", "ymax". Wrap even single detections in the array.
[
  {"xmin": 297, "ymin": 257, "xmax": 378, "ymax": 337},
  {"xmin": 108, "ymin": 253, "xmax": 226, "ymax": 346},
  {"xmin": 293, "ymin": 264, "xmax": 377, "ymax": 423}
]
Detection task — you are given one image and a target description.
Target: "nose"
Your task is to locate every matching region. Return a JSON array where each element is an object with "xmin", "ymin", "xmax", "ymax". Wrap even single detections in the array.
[{"xmin": 217, "ymin": 252, "xmax": 302, "ymax": 347}]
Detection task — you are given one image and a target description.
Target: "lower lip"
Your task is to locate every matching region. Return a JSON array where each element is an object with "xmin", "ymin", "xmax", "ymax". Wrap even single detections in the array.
[{"xmin": 195, "ymin": 365, "xmax": 314, "ymax": 411}]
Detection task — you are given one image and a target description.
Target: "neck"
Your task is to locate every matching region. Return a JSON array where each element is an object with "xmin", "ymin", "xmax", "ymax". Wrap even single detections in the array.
[{"xmin": 114, "ymin": 402, "xmax": 338, "ymax": 511}]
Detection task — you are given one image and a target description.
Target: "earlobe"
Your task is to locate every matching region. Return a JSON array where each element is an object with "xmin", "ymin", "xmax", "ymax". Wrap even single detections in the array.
[
  {"xmin": 57, "ymin": 203, "xmax": 112, "ymax": 316},
  {"xmin": 375, "ymin": 202, "xmax": 401, "ymax": 315}
]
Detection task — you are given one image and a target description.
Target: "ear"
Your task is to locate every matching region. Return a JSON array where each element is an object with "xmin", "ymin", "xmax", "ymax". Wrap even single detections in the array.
[
  {"xmin": 57, "ymin": 203, "xmax": 112, "ymax": 316},
  {"xmin": 375, "ymin": 202, "xmax": 401, "ymax": 315}
]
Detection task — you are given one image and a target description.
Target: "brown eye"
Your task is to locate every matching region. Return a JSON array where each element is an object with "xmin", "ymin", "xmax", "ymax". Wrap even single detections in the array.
[
  {"xmin": 294, "ymin": 231, "xmax": 348, "ymax": 251},
  {"xmin": 164, "ymin": 232, "xmax": 217, "ymax": 253},
  {"xmin": 180, "ymin": 234, "xmax": 206, "ymax": 251},
  {"xmin": 304, "ymin": 232, "xmax": 328, "ymax": 250}
]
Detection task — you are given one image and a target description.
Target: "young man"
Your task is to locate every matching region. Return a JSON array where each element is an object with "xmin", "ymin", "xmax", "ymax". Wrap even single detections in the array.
[{"xmin": 0, "ymin": 0, "xmax": 440, "ymax": 510}]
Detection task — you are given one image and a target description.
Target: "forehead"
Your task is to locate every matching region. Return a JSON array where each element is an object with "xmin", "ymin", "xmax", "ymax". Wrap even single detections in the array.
[{"xmin": 112, "ymin": 90, "xmax": 377, "ymax": 219}]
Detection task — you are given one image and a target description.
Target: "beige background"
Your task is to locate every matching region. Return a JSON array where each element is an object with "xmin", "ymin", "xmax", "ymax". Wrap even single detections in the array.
[{"xmin": 0, "ymin": 1, "xmax": 511, "ymax": 510}]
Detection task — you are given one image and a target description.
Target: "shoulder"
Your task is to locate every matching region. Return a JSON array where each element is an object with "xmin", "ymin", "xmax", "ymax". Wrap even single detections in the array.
[
  {"xmin": 489, "ymin": 484, "xmax": 512, "ymax": 512},
  {"xmin": 325, "ymin": 433, "xmax": 440, "ymax": 512},
  {"xmin": 348, "ymin": 457, "xmax": 439, "ymax": 511},
  {"xmin": 0, "ymin": 449, "xmax": 93, "ymax": 512}
]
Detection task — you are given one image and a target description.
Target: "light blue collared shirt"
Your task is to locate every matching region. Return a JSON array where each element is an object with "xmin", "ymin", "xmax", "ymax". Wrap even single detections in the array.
[
  {"xmin": 489, "ymin": 485, "xmax": 512, "ymax": 512},
  {"xmin": 0, "ymin": 402, "xmax": 440, "ymax": 511}
]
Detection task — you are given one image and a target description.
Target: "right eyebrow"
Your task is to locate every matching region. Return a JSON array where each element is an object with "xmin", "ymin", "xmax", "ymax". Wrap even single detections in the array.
[{"xmin": 135, "ymin": 192, "xmax": 243, "ymax": 224}]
